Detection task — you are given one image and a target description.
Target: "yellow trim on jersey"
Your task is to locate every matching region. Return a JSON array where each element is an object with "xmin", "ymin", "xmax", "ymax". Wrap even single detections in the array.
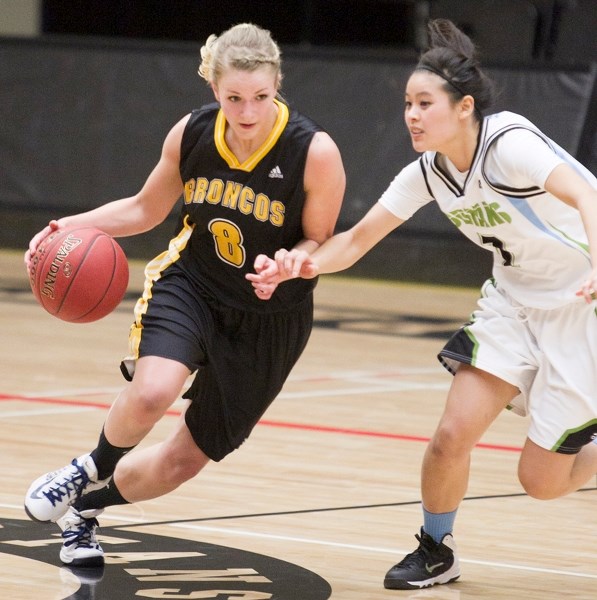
[
  {"xmin": 124, "ymin": 215, "xmax": 196, "ymax": 362},
  {"xmin": 214, "ymin": 98, "xmax": 289, "ymax": 172}
]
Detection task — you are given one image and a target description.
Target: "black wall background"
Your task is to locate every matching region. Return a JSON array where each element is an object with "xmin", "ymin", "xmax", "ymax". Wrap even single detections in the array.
[{"xmin": 1, "ymin": 0, "xmax": 596, "ymax": 286}]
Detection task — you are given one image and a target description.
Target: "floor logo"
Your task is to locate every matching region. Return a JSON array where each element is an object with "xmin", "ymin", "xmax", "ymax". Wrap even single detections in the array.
[{"xmin": 0, "ymin": 518, "xmax": 332, "ymax": 599}]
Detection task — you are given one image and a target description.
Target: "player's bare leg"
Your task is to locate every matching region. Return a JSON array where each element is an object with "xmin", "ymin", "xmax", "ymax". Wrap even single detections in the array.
[
  {"xmin": 385, "ymin": 366, "xmax": 518, "ymax": 590},
  {"xmin": 518, "ymin": 437, "xmax": 597, "ymax": 499},
  {"xmin": 421, "ymin": 365, "xmax": 518, "ymax": 513},
  {"xmin": 111, "ymin": 411, "xmax": 210, "ymax": 502},
  {"xmin": 25, "ymin": 355, "xmax": 191, "ymax": 522},
  {"xmin": 103, "ymin": 355, "xmax": 191, "ymax": 448},
  {"xmin": 55, "ymin": 383, "xmax": 208, "ymax": 568}
]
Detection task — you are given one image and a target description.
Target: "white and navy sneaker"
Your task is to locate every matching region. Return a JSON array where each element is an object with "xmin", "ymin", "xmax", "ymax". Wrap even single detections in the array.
[
  {"xmin": 384, "ymin": 528, "xmax": 460, "ymax": 590},
  {"xmin": 24, "ymin": 454, "xmax": 106, "ymax": 522},
  {"xmin": 58, "ymin": 507, "xmax": 104, "ymax": 567}
]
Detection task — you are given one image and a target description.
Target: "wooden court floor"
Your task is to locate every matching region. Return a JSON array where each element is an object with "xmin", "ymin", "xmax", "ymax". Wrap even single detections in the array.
[{"xmin": 0, "ymin": 248, "xmax": 595, "ymax": 599}]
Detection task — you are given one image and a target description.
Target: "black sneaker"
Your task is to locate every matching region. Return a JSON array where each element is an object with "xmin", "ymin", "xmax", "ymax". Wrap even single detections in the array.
[{"xmin": 384, "ymin": 528, "xmax": 460, "ymax": 590}]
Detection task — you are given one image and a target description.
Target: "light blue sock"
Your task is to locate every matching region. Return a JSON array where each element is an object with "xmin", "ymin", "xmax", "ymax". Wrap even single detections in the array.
[{"xmin": 423, "ymin": 506, "xmax": 457, "ymax": 544}]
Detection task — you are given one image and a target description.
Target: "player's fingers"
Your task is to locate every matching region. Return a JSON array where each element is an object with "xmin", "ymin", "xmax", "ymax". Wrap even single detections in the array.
[
  {"xmin": 290, "ymin": 254, "xmax": 309, "ymax": 278},
  {"xmin": 27, "ymin": 230, "xmax": 47, "ymax": 262},
  {"xmin": 575, "ymin": 282, "xmax": 597, "ymax": 303},
  {"xmin": 253, "ymin": 253, "xmax": 269, "ymax": 272},
  {"xmin": 255, "ymin": 281, "xmax": 277, "ymax": 300},
  {"xmin": 28, "ymin": 220, "xmax": 60, "ymax": 257},
  {"xmin": 302, "ymin": 263, "xmax": 320, "ymax": 279},
  {"xmin": 274, "ymin": 249, "xmax": 290, "ymax": 273},
  {"xmin": 274, "ymin": 249, "xmax": 307, "ymax": 278}
]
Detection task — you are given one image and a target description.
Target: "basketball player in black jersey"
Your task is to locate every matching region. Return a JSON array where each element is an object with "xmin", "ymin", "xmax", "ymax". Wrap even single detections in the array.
[{"xmin": 24, "ymin": 23, "xmax": 346, "ymax": 567}]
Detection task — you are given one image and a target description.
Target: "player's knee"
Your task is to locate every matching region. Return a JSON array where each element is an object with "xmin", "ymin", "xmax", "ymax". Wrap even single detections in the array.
[
  {"xmin": 123, "ymin": 383, "xmax": 177, "ymax": 426},
  {"xmin": 429, "ymin": 422, "xmax": 473, "ymax": 459},
  {"xmin": 518, "ymin": 464, "xmax": 559, "ymax": 499},
  {"xmin": 161, "ymin": 446, "xmax": 207, "ymax": 486},
  {"xmin": 519, "ymin": 476, "xmax": 556, "ymax": 499}
]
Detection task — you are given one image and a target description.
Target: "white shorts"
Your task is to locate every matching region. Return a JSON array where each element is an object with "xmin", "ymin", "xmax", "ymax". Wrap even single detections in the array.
[{"xmin": 439, "ymin": 279, "xmax": 597, "ymax": 453}]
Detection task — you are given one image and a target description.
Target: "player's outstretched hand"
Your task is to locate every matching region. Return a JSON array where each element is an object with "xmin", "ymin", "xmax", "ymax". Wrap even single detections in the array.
[
  {"xmin": 576, "ymin": 269, "xmax": 597, "ymax": 303},
  {"xmin": 273, "ymin": 248, "xmax": 319, "ymax": 280},
  {"xmin": 246, "ymin": 249, "xmax": 320, "ymax": 300},
  {"xmin": 24, "ymin": 220, "xmax": 60, "ymax": 272}
]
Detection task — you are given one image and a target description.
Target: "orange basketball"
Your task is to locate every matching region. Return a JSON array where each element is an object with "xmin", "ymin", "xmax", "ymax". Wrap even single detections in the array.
[{"xmin": 28, "ymin": 227, "xmax": 129, "ymax": 323}]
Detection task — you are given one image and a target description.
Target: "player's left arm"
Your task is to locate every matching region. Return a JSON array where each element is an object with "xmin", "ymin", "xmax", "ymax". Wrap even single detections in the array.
[
  {"xmin": 299, "ymin": 130, "xmax": 347, "ymax": 250},
  {"xmin": 545, "ymin": 163, "xmax": 597, "ymax": 302},
  {"xmin": 248, "ymin": 131, "xmax": 346, "ymax": 297}
]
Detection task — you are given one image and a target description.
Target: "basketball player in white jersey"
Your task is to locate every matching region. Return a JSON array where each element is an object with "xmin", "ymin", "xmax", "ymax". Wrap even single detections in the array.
[{"xmin": 248, "ymin": 18, "xmax": 597, "ymax": 591}]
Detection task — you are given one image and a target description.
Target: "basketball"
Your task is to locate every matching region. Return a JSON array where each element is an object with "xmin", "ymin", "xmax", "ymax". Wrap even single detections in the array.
[{"xmin": 28, "ymin": 227, "xmax": 129, "ymax": 323}]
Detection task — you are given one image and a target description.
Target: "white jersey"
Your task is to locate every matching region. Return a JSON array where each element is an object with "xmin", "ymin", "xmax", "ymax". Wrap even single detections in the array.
[{"xmin": 379, "ymin": 111, "xmax": 597, "ymax": 309}]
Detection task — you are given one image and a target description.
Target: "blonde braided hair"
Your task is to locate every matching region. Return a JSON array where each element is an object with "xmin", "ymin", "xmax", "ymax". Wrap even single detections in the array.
[{"xmin": 198, "ymin": 23, "xmax": 282, "ymax": 87}]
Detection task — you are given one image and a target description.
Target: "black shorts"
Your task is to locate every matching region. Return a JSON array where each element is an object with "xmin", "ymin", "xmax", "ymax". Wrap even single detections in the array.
[{"xmin": 121, "ymin": 267, "xmax": 314, "ymax": 461}]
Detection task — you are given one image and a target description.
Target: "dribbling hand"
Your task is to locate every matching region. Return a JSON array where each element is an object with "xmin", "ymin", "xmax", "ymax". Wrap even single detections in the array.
[{"xmin": 24, "ymin": 220, "xmax": 60, "ymax": 272}]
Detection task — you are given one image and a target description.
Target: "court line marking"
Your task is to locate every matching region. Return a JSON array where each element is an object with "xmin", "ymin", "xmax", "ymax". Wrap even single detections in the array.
[
  {"xmin": 88, "ymin": 488, "xmax": 597, "ymax": 530},
  {"xmin": 0, "ymin": 380, "xmax": 451, "ymax": 402},
  {"xmin": 2, "ymin": 497, "xmax": 595, "ymax": 581},
  {"xmin": 0, "ymin": 406, "xmax": 96, "ymax": 418},
  {"xmin": 0, "ymin": 392, "xmax": 522, "ymax": 452},
  {"xmin": 0, "ymin": 367, "xmax": 523, "ymax": 453},
  {"xmin": 1, "ymin": 501, "xmax": 593, "ymax": 580},
  {"xmin": 1, "ymin": 367, "xmax": 448, "ymax": 401},
  {"xmin": 0, "ymin": 366, "xmax": 511, "ymax": 452},
  {"xmin": 0, "ymin": 502, "xmax": 147, "ymax": 524},
  {"xmin": 278, "ymin": 381, "xmax": 450, "ymax": 399},
  {"xmin": 168, "ymin": 522, "xmax": 597, "ymax": 580}
]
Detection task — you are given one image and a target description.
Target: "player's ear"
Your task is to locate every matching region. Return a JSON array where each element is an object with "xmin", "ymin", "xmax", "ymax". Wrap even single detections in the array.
[
  {"xmin": 459, "ymin": 95, "xmax": 475, "ymax": 119},
  {"xmin": 211, "ymin": 83, "xmax": 220, "ymax": 102}
]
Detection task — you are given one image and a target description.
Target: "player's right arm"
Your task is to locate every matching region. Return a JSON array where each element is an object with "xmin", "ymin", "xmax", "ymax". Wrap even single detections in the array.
[{"xmin": 25, "ymin": 115, "xmax": 190, "ymax": 268}]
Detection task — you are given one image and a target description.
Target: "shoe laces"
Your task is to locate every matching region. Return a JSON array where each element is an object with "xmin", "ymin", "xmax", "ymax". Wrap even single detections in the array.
[
  {"xmin": 62, "ymin": 516, "xmax": 100, "ymax": 550},
  {"xmin": 397, "ymin": 533, "xmax": 439, "ymax": 569},
  {"xmin": 43, "ymin": 459, "xmax": 91, "ymax": 507}
]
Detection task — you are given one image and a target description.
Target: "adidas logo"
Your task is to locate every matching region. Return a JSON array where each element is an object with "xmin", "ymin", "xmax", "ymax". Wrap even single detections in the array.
[{"xmin": 268, "ymin": 165, "xmax": 283, "ymax": 179}]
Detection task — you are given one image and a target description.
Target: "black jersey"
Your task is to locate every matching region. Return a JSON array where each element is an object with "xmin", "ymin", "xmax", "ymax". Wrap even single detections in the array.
[{"xmin": 174, "ymin": 99, "xmax": 320, "ymax": 312}]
